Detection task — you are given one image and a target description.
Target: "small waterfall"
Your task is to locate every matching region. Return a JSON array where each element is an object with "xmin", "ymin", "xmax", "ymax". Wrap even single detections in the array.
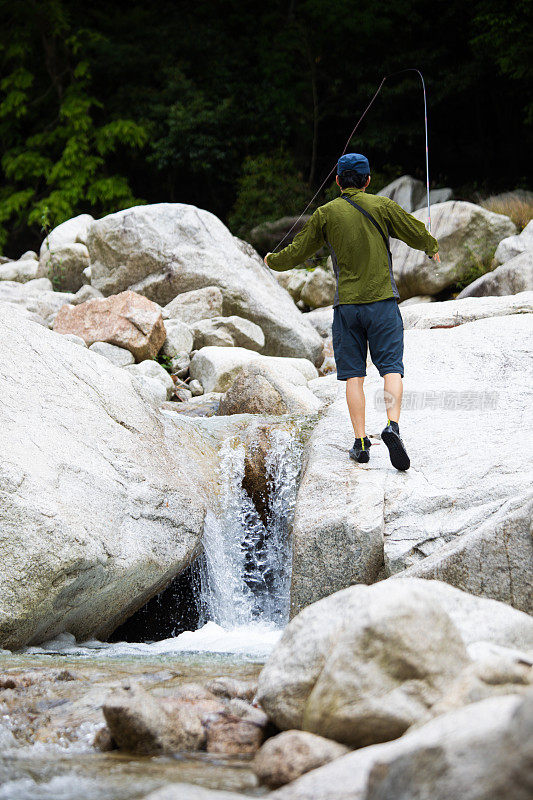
[{"xmin": 198, "ymin": 421, "xmax": 304, "ymax": 630}]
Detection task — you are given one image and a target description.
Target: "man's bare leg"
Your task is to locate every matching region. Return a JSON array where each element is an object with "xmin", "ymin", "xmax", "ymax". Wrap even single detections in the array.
[
  {"xmin": 381, "ymin": 372, "xmax": 410, "ymax": 470},
  {"xmin": 383, "ymin": 372, "xmax": 403, "ymax": 422},
  {"xmin": 346, "ymin": 377, "xmax": 366, "ymax": 437}
]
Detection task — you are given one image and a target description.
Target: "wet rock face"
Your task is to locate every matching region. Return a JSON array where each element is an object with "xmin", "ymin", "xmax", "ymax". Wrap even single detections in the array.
[
  {"xmin": 102, "ymin": 682, "xmax": 266, "ymax": 756},
  {"xmin": 242, "ymin": 424, "xmax": 273, "ymax": 524}
]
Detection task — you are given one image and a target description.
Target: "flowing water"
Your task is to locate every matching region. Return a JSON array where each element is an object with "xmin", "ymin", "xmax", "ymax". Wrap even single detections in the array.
[{"xmin": 0, "ymin": 418, "xmax": 309, "ymax": 799}]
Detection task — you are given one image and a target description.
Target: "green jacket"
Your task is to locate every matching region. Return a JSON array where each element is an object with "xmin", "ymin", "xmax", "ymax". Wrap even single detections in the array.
[{"xmin": 266, "ymin": 188, "xmax": 439, "ymax": 305}]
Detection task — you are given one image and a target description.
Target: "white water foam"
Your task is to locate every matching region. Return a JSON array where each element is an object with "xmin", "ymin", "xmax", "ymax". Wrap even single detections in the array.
[{"xmin": 20, "ymin": 621, "xmax": 281, "ymax": 660}]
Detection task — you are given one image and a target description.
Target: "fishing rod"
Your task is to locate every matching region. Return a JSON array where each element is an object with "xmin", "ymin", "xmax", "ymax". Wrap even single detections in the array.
[{"xmin": 272, "ymin": 68, "xmax": 432, "ymax": 254}]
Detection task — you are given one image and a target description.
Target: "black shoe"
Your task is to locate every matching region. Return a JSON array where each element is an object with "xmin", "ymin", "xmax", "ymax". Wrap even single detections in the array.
[
  {"xmin": 381, "ymin": 421, "xmax": 410, "ymax": 471},
  {"xmin": 349, "ymin": 436, "xmax": 371, "ymax": 463}
]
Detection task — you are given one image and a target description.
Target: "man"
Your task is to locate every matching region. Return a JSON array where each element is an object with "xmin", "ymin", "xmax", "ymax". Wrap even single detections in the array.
[{"xmin": 265, "ymin": 152, "xmax": 440, "ymax": 471}]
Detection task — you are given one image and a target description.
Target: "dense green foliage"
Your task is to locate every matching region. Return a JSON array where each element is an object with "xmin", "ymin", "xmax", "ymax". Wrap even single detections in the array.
[{"xmin": 0, "ymin": 0, "xmax": 531, "ymax": 255}]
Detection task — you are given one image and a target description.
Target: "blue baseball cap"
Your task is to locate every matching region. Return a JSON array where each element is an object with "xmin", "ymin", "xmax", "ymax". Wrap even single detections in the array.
[{"xmin": 337, "ymin": 153, "xmax": 370, "ymax": 175}]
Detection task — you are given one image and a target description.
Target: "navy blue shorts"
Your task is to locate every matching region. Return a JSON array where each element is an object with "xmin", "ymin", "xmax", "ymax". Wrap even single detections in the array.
[{"xmin": 332, "ymin": 298, "xmax": 404, "ymax": 379}]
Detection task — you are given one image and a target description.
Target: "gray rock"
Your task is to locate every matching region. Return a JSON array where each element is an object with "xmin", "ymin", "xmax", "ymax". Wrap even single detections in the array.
[
  {"xmin": 72, "ymin": 284, "xmax": 104, "ymax": 304},
  {"xmin": 89, "ymin": 341, "xmax": 135, "ymax": 367},
  {"xmin": 169, "ymin": 352, "xmax": 190, "ymax": 378},
  {"xmin": 23, "ymin": 277, "xmax": 53, "ymax": 292},
  {"xmin": 189, "ymin": 346, "xmax": 318, "ymax": 393},
  {"xmin": 39, "ymin": 214, "xmax": 94, "ymax": 259},
  {"xmin": 275, "ymin": 269, "xmax": 309, "ymax": 303},
  {"xmin": 19, "ymin": 250, "xmax": 38, "ymax": 261},
  {"xmin": 364, "ymin": 692, "xmax": 533, "ymax": 800},
  {"xmin": 426, "ymin": 187, "xmax": 454, "ymax": 206},
  {"xmin": 0, "ymin": 280, "xmax": 75, "ymax": 327},
  {"xmin": 38, "ymin": 242, "xmax": 90, "ymax": 292},
  {"xmin": 249, "ymin": 215, "xmax": 312, "ymax": 254},
  {"xmin": 61, "ymin": 333, "xmax": 87, "ymax": 348},
  {"xmin": 259, "ymin": 579, "xmax": 471, "ymax": 746},
  {"xmin": 163, "ymin": 286, "xmax": 224, "ymax": 324},
  {"xmin": 253, "ymin": 730, "xmax": 350, "ymax": 788},
  {"xmin": 192, "ymin": 315, "xmax": 265, "ymax": 352},
  {"xmin": 300, "ymin": 268, "xmax": 336, "ymax": 309},
  {"xmin": 400, "ymin": 290, "xmax": 533, "ymax": 328},
  {"xmin": 290, "ymin": 393, "xmax": 386, "ymax": 615},
  {"xmin": 494, "ymin": 219, "xmax": 533, "ymax": 265},
  {"xmin": 0, "ymin": 303, "xmax": 213, "ymax": 649},
  {"xmin": 218, "ymin": 362, "xmax": 321, "ymax": 416},
  {"xmin": 457, "ymin": 251, "xmax": 533, "ymax": 297},
  {"xmin": 160, "ymin": 318, "xmax": 194, "ymax": 357},
  {"xmin": 125, "ymin": 359, "xmax": 175, "ymax": 401},
  {"xmin": 207, "ymin": 677, "xmax": 257, "ymax": 701},
  {"xmin": 394, "ymin": 497, "xmax": 533, "ymax": 614},
  {"xmin": 391, "ymin": 201, "xmax": 517, "ymax": 299},
  {"xmin": 188, "ymin": 379, "xmax": 203, "ymax": 396},
  {"xmin": 258, "ymin": 579, "xmax": 533, "ymax": 749},
  {"xmin": 269, "ymin": 694, "xmax": 531, "ymax": 800},
  {"xmin": 86, "ymin": 203, "xmax": 323, "ymax": 363},
  {"xmin": 304, "ymin": 306, "xmax": 333, "ymax": 338},
  {"xmin": 0, "ymin": 258, "xmax": 40, "ymax": 283},
  {"xmin": 378, "ymin": 175, "xmax": 427, "ymax": 213},
  {"xmin": 103, "ymin": 683, "xmax": 223, "ymax": 755}
]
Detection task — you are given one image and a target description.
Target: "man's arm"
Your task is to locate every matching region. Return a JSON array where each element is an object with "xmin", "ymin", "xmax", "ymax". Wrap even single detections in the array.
[
  {"xmin": 265, "ymin": 209, "xmax": 325, "ymax": 271},
  {"xmin": 384, "ymin": 198, "xmax": 439, "ymax": 259}
]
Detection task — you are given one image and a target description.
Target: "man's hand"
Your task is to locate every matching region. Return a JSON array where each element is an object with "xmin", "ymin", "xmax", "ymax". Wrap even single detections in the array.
[
  {"xmin": 264, "ymin": 252, "xmax": 272, "ymax": 266},
  {"xmin": 432, "ymin": 252, "xmax": 441, "ymax": 263}
]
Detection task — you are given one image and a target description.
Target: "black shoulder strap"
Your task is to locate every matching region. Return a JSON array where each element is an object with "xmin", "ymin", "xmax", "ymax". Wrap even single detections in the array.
[{"xmin": 342, "ymin": 195, "xmax": 392, "ymax": 265}]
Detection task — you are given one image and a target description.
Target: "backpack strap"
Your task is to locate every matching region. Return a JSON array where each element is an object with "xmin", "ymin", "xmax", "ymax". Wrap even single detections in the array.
[{"xmin": 342, "ymin": 195, "xmax": 399, "ymax": 299}]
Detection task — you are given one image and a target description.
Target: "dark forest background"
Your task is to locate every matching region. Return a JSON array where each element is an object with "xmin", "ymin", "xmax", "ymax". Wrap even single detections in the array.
[{"xmin": 0, "ymin": 0, "xmax": 531, "ymax": 255}]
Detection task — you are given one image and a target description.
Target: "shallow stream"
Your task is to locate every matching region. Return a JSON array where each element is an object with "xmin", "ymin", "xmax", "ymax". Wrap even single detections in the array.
[{"xmin": 0, "ymin": 634, "xmax": 274, "ymax": 798}]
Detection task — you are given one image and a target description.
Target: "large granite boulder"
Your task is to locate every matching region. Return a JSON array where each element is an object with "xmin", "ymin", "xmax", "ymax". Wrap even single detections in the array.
[
  {"xmin": 0, "ymin": 303, "xmax": 215, "ymax": 650},
  {"xmin": 86, "ymin": 204, "xmax": 323, "ymax": 363},
  {"xmin": 290, "ymin": 312, "xmax": 533, "ymax": 615},
  {"xmin": 190, "ymin": 346, "xmax": 318, "ymax": 393},
  {"xmin": 53, "ymin": 290, "xmax": 166, "ymax": 361},
  {"xmin": 377, "ymin": 176, "xmax": 426, "ymax": 213},
  {"xmin": 493, "ymin": 219, "xmax": 533, "ymax": 265},
  {"xmin": 258, "ymin": 578, "xmax": 533, "ymax": 747},
  {"xmin": 269, "ymin": 693, "xmax": 532, "ymax": 800},
  {"xmin": 457, "ymin": 252, "xmax": 533, "ymax": 297},
  {"xmin": 390, "ymin": 201, "xmax": 517, "ymax": 299}
]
